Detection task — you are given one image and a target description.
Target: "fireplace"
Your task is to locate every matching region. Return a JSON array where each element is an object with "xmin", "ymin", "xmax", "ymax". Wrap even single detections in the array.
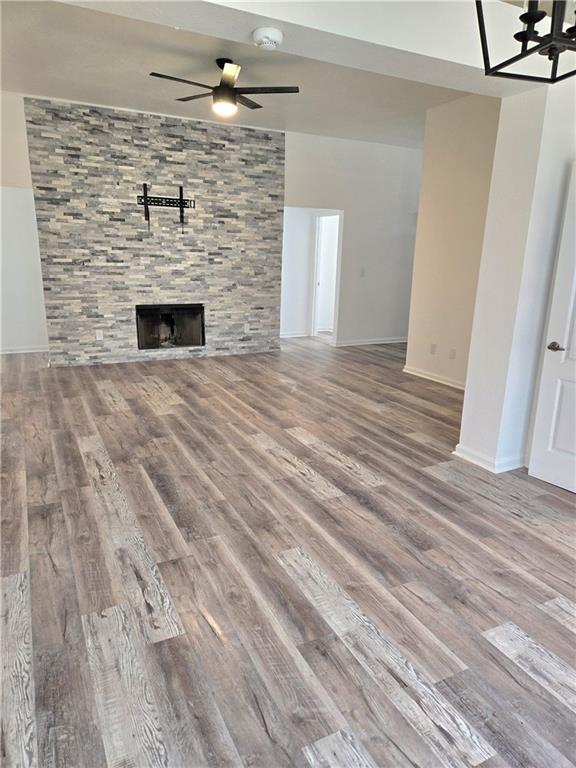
[{"xmin": 135, "ymin": 304, "xmax": 205, "ymax": 350}]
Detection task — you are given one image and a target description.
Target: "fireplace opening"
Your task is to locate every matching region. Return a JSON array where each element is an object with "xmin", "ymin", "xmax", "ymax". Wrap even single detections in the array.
[{"xmin": 136, "ymin": 304, "xmax": 205, "ymax": 350}]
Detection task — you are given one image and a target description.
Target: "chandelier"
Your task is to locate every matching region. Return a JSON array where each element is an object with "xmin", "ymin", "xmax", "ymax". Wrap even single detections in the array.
[{"xmin": 476, "ymin": 1, "xmax": 576, "ymax": 83}]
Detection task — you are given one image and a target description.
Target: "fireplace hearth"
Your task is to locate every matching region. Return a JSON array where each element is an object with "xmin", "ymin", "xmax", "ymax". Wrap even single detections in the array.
[{"xmin": 136, "ymin": 304, "xmax": 205, "ymax": 350}]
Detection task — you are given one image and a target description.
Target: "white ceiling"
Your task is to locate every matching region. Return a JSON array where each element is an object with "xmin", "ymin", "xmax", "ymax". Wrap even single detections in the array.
[
  {"xmin": 1, "ymin": 1, "xmax": 476, "ymax": 147},
  {"xmin": 74, "ymin": 1, "xmax": 546, "ymax": 96}
]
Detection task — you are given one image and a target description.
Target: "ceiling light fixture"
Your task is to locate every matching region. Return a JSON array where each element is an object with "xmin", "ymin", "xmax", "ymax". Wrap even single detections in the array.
[
  {"xmin": 252, "ymin": 27, "xmax": 284, "ymax": 50},
  {"xmin": 212, "ymin": 86, "xmax": 238, "ymax": 117},
  {"xmin": 150, "ymin": 58, "xmax": 299, "ymax": 116},
  {"xmin": 476, "ymin": 0, "xmax": 576, "ymax": 83}
]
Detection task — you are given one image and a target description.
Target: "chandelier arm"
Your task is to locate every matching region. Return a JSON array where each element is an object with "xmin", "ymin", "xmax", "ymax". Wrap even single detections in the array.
[
  {"xmin": 487, "ymin": 38, "xmax": 548, "ymax": 74},
  {"xmin": 554, "ymin": 66, "xmax": 576, "ymax": 82},
  {"xmin": 475, "ymin": 1, "xmax": 492, "ymax": 74},
  {"xmin": 551, "ymin": 56, "xmax": 559, "ymax": 80},
  {"xmin": 488, "ymin": 71, "xmax": 554, "ymax": 83}
]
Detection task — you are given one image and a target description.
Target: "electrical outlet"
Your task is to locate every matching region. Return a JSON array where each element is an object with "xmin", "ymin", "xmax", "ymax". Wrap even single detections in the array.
[
  {"xmin": 95, "ymin": 330, "xmax": 104, "ymax": 341},
  {"xmin": 449, "ymin": 348, "xmax": 457, "ymax": 360},
  {"xmin": 430, "ymin": 343, "xmax": 437, "ymax": 355}
]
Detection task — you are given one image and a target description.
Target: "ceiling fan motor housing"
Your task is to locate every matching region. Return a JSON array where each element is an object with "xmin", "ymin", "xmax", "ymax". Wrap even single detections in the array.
[{"xmin": 252, "ymin": 27, "xmax": 283, "ymax": 49}]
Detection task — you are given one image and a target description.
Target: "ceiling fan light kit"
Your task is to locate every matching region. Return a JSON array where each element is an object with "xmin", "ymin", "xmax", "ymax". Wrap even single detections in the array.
[
  {"xmin": 476, "ymin": 0, "xmax": 576, "ymax": 83},
  {"xmin": 212, "ymin": 85, "xmax": 238, "ymax": 117},
  {"xmin": 150, "ymin": 57, "xmax": 299, "ymax": 118}
]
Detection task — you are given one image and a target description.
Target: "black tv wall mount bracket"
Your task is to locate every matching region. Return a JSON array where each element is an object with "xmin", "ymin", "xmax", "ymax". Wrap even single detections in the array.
[{"xmin": 137, "ymin": 184, "xmax": 195, "ymax": 232}]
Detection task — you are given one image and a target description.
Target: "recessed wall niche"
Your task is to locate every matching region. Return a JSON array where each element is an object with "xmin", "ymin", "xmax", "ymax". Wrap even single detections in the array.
[{"xmin": 25, "ymin": 98, "xmax": 285, "ymax": 365}]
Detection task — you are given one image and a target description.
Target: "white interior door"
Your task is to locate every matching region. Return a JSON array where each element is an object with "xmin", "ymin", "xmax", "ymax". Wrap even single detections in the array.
[
  {"xmin": 529, "ymin": 165, "xmax": 576, "ymax": 492},
  {"xmin": 313, "ymin": 215, "xmax": 339, "ymax": 334}
]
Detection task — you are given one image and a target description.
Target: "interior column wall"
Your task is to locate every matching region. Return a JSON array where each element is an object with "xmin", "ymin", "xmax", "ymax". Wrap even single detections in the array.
[
  {"xmin": 404, "ymin": 94, "xmax": 501, "ymax": 389},
  {"xmin": 456, "ymin": 79, "xmax": 576, "ymax": 472}
]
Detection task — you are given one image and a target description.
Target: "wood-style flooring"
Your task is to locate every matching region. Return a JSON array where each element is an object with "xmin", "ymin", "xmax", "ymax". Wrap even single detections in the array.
[{"xmin": 1, "ymin": 339, "xmax": 575, "ymax": 768}]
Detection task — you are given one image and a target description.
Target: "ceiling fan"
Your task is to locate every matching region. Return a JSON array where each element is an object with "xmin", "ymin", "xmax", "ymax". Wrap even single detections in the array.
[{"xmin": 150, "ymin": 58, "xmax": 300, "ymax": 117}]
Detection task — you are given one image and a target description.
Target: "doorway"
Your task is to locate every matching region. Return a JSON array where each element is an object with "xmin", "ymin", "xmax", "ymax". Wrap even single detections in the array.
[{"xmin": 280, "ymin": 207, "xmax": 343, "ymax": 344}]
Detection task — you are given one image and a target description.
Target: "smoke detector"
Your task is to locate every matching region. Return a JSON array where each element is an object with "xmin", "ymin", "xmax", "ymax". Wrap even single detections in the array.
[{"xmin": 252, "ymin": 27, "xmax": 283, "ymax": 50}]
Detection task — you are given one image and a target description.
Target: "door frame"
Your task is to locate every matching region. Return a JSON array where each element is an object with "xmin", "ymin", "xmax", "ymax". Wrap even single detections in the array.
[{"xmin": 310, "ymin": 210, "xmax": 344, "ymax": 343}]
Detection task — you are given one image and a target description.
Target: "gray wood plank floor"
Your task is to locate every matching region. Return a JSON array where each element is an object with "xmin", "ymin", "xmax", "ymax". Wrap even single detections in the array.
[{"xmin": 1, "ymin": 339, "xmax": 575, "ymax": 768}]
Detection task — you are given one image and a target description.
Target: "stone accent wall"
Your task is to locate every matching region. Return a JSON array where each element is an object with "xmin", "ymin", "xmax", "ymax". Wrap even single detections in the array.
[{"xmin": 24, "ymin": 99, "xmax": 285, "ymax": 365}]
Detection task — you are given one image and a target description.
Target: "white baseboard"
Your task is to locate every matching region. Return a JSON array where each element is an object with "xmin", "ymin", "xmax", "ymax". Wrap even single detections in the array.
[
  {"xmin": 334, "ymin": 336, "xmax": 407, "ymax": 348},
  {"xmin": 453, "ymin": 443, "xmax": 525, "ymax": 474},
  {"xmin": 280, "ymin": 332, "xmax": 311, "ymax": 339},
  {"xmin": 1, "ymin": 345, "xmax": 49, "ymax": 355},
  {"xmin": 403, "ymin": 365, "xmax": 465, "ymax": 391}
]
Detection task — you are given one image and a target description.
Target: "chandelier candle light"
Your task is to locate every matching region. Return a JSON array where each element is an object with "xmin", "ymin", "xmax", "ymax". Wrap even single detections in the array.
[{"xmin": 476, "ymin": 0, "xmax": 576, "ymax": 83}]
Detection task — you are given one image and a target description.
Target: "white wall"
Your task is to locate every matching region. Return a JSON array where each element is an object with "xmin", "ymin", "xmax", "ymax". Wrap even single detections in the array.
[
  {"xmin": 280, "ymin": 207, "xmax": 317, "ymax": 337},
  {"xmin": 404, "ymin": 94, "xmax": 501, "ymax": 388},
  {"xmin": 285, "ymin": 132, "xmax": 422, "ymax": 346},
  {"xmin": 315, "ymin": 215, "xmax": 339, "ymax": 333},
  {"xmin": 1, "ymin": 91, "xmax": 48, "ymax": 353},
  {"xmin": 457, "ymin": 78, "xmax": 576, "ymax": 472}
]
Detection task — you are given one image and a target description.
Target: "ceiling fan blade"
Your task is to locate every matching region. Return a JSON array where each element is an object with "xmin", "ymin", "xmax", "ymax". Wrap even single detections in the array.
[
  {"xmin": 176, "ymin": 92, "xmax": 213, "ymax": 103},
  {"xmin": 237, "ymin": 95, "xmax": 263, "ymax": 110},
  {"xmin": 234, "ymin": 86, "xmax": 300, "ymax": 95},
  {"xmin": 220, "ymin": 62, "xmax": 241, "ymax": 87},
  {"xmin": 150, "ymin": 72, "xmax": 212, "ymax": 89}
]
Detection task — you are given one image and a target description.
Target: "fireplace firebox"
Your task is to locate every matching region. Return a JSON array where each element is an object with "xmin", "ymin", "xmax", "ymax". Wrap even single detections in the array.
[{"xmin": 136, "ymin": 304, "xmax": 205, "ymax": 350}]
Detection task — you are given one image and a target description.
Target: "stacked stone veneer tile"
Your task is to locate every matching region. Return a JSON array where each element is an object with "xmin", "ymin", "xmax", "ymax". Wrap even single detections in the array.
[{"xmin": 24, "ymin": 98, "xmax": 285, "ymax": 365}]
